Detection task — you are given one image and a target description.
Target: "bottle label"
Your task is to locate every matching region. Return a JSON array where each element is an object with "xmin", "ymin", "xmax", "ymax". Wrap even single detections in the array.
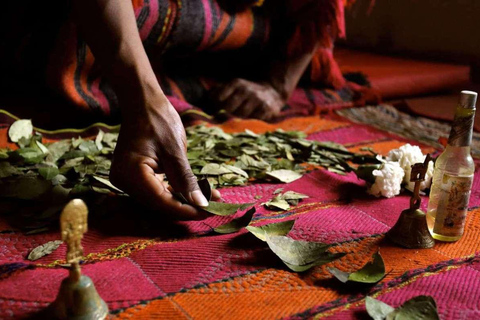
[
  {"xmin": 448, "ymin": 110, "xmax": 475, "ymax": 147},
  {"xmin": 433, "ymin": 173, "xmax": 473, "ymax": 237}
]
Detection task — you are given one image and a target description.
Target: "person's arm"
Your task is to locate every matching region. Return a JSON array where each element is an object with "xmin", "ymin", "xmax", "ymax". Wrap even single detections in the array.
[
  {"xmin": 72, "ymin": 0, "xmax": 217, "ymax": 219},
  {"xmin": 210, "ymin": 45, "xmax": 316, "ymax": 121}
]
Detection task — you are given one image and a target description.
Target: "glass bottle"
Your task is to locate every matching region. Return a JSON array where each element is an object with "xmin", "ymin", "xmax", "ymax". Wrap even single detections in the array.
[{"xmin": 426, "ymin": 90, "xmax": 477, "ymax": 241}]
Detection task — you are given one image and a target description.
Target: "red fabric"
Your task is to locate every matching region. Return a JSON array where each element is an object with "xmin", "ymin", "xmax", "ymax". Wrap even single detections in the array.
[{"xmin": 336, "ymin": 48, "xmax": 471, "ymax": 99}]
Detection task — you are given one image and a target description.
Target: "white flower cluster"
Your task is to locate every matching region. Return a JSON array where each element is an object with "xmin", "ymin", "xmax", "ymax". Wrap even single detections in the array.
[
  {"xmin": 368, "ymin": 159, "xmax": 404, "ymax": 198},
  {"xmin": 367, "ymin": 144, "xmax": 434, "ymax": 198}
]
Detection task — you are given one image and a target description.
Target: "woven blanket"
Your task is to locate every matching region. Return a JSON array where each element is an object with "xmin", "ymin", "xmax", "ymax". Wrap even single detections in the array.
[{"xmin": 1, "ymin": 109, "xmax": 480, "ymax": 319}]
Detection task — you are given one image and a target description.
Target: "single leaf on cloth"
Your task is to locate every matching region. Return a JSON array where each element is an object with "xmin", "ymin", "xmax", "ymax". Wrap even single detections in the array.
[
  {"xmin": 265, "ymin": 235, "xmax": 331, "ymax": 267},
  {"xmin": 273, "ymin": 188, "xmax": 284, "ymax": 195},
  {"xmin": 38, "ymin": 167, "xmax": 60, "ymax": 180},
  {"xmin": 282, "ymin": 191, "xmax": 309, "ymax": 205},
  {"xmin": 366, "ymin": 296, "xmax": 439, "ymax": 320},
  {"xmin": 264, "ymin": 196, "xmax": 290, "ymax": 211},
  {"xmin": 365, "ymin": 296, "xmax": 395, "ymax": 320},
  {"xmin": 92, "ymin": 175, "xmax": 123, "ymax": 193},
  {"xmin": 214, "ymin": 207, "xmax": 256, "ymax": 234},
  {"xmin": 266, "ymin": 169, "xmax": 303, "ymax": 183},
  {"xmin": 388, "ymin": 296, "xmax": 439, "ymax": 320},
  {"xmin": 329, "ymin": 252, "xmax": 385, "ymax": 284},
  {"xmin": 283, "ymin": 252, "xmax": 346, "ymax": 272},
  {"xmin": 246, "ymin": 220, "xmax": 295, "ymax": 241},
  {"xmin": 202, "ymin": 201, "xmax": 255, "ymax": 216},
  {"xmin": 8, "ymin": 119, "xmax": 33, "ymax": 143},
  {"xmin": 27, "ymin": 240, "xmax": 63, "ymax": 261}
]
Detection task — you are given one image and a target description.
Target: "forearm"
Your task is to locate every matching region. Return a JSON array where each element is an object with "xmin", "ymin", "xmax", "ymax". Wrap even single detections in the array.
[
  {"xmin": 71, "ymin": 0, "xmax": 164, "ymax": 107},
  {"xmin": 267, "ymin": 45, "xmax": 317, "ymax": 101}
]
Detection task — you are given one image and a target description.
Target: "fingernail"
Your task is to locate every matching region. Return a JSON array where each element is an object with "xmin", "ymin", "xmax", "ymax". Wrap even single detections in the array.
[{"xmin": 191, "ymin": 190, "xmax": 209, "ymax": 207}]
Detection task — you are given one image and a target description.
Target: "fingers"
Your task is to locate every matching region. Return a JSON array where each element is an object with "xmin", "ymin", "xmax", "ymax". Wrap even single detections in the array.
[
  {"xmin": 212, "ymin": 189, "xmax": 221, "ymax": 200},
  {"xmin": 161, "ymin": 149, "xmax": 209, "ymax": 208},
  {"xmin": 111, "ymin": 157, "xmax": 208, "ymax": 220},
  {"xmin": 215, "ymin": 83, "xmax": 238, "ymax": 102},
  {"xmin": 235, "ymin": 99, "xmax": 261, "ymax": 118}
]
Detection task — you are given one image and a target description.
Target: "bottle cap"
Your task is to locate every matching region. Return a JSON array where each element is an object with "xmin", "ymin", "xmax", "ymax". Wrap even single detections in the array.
[{"xmin": 459, "ymin": 90, "xmax": 477, "ymax": 109}]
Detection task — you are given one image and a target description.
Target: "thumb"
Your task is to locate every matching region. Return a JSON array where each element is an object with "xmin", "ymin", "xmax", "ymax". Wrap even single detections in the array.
[{"xmin": 162, "ymin": 153, "xmax": 209, "ymax": 208}]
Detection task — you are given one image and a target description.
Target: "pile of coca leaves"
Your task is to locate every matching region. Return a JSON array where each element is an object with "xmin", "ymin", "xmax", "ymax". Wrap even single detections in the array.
[{"xmin": 0, "ymin": 120, "xmax": 378, "ymax": 201}]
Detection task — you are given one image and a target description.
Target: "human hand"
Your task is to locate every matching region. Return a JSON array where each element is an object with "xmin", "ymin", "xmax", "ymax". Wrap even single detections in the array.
[
  {"xmin": 110, "ymin": 90, "xmax": 220, "ymax": 220},
  {"xmin": 211, "ymin": 78, "xmax": 286, "ymax": 121}
]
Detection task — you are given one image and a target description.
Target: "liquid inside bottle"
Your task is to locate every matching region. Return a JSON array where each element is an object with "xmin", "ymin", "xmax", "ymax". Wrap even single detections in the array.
[
  {"xmin": 426, "ymin": 146, "xmax": 474, "ymax": 241},
  {"xmin": 426, "ymin": 92, "xmax": 476, "ymax": 242}
]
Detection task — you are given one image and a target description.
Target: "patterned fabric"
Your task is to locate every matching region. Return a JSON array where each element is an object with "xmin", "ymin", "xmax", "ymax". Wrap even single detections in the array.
[
  {"xmin": 1, "ymin": 104, "xmax": 479, "ymax": 319},
  {"xmin": 1, "ymin": 0, "xmax": 353, "ymax": 122}
]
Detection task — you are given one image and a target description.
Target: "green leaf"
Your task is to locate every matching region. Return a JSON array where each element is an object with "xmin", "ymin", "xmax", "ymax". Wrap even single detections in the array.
[
  {"xmin": 46, "ymin": 140, "xmax": 72, "ymax": 161},
  {"xmin": 264, "ymin": 197, "xmax": 290, "ymax": 211},
  {"xmin": 10, "ymin": 148, "xmax": 45, "ymax": 164},
  {"xmin": 329, "ymin": 252, "xmax": 385, "ymax": 284},
  {"xmin": 266, "ymin": 170, "xmax": 303, "ymax": 183},
  {"xmin": 365, "ymin": 296, "xmax": 395, "ymax": 320},
  {"xmin": 389, "ymin": 296, "xmax": 439, "ymax": 320},
  {"xmin": 246, "ymin": 220, "xmax": 295, "ymax": 241},
  {"xmin": 265, "ymin": 235, "xmax": 331, "ymax": 266},
  {"xmin": 273, "ymin": 188, "xmax": 284, "ymax": 195},
  {"xmin": 92, "ymin": 175, "xmax": 123, "ymax": 193},
  {"xmin": 95, "ymin": 129, "xmax": 104, "ymax": 151},
  {"xmin": 214, "ymin": 207, "xmax": 256, "ymax": 234},
  {"xmin": 38, "ymin": 167, "xmax": 60, "ymax": 180},
  {"xmin": 366, "ymin": 296, "xmax": 439, "ymax": 320},
  {"xmin": 0, "ymin": 162, "xmax": 20, "ymax": 178},
  {"xmin": 8, "ymin": 119, "xmax": 33, "ymax": 143},
  {"xmin": 0, "ymin": 174, "xmax": 52, "ymax": 200},
  {"xmin": 35, "ymin": 141, "xmax": 50, "ymax": 154},
  {"xmin": 282, "ymin": 191, "xmax": 309, "ymax": 201},
  {"xmin": 27, "ymin": 240, "xmax": 63, "ymax": 261},
  {"xmin": 202, "ymin": 201, "xmax": 254, "ymax": 216},
  {"xmin": 200, "ymin": 163, "xmax": 233, "ymax": 175},
  {"xmin": 78, "ymin": 140, "xmax": 99, "ymax": 154},
  {"xmin": 283, "ymin": 252, "xmax": 346, "ymax": 272},
  {"xmin": 0, "ymin": 148, "xmax": 9, "ymax": 159}
]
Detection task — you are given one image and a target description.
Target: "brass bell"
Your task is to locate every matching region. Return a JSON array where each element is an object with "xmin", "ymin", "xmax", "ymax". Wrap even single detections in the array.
[
  {"xmin": 48, "ymin": 199, "xmax": 108, "ymax": 320},
  {"xmin": 387, "ymin": 155, "xmax": 435, "ymax": 249},
  {"xmin": 387, "ymin": 208, "xmax": 435, "ymax": 249}
]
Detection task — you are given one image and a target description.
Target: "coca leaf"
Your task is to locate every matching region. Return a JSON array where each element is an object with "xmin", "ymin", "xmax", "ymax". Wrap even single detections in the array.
[
  {"xmin": 27, "ymin": 240, "xmax": 63, "ymax": 261},
  {"xmin": 202, "ymin": 201, "xmax": 254, "ymax": 216},
  {"xmin": 8, "ymin": 119, "xmax": 33, "ymax": 143},
  {"xmin": 266, "ymin": 235, "xmax": 331, "ymax": 266},
  {"xmin": 246, "ymin": 220, "xmax": 295, "ymax": 241},
  {"xmin": 214, "ymin": 207, "xmax": 255, "ymax": 234},
  {"xmin": 266, "ymin": 170, "xmax": 303, "ymax": 183},
  {"xmin": 329, "ymin": 252, "xmax": 385, "ymax": 284}
]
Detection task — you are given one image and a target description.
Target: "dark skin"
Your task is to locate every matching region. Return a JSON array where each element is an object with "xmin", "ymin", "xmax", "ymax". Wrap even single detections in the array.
[{"xmin": 73, "ymin": 0, "xmax": 316, "ymax": 219}]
